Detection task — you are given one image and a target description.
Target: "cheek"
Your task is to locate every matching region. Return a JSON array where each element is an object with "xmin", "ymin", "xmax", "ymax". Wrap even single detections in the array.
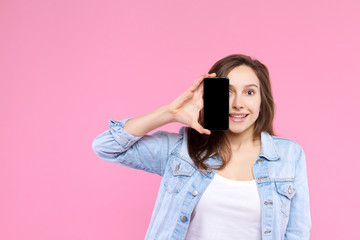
[
  {"xmin": 254, "ymin": 97, "xmax": 261, "ymax": 110},
  {"xmin": 250, "ymin": 101, "xmax": 261, "ymax": 110}
]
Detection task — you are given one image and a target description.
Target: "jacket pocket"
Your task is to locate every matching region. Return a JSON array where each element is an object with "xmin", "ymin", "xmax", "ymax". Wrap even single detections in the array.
[
  {"xmin": 163, "ymin": 157, "xmax": 196, "ymax": 193},
  {"xmin": 275, "ymin": 180, "xmax": 297, "ymax": 217}
]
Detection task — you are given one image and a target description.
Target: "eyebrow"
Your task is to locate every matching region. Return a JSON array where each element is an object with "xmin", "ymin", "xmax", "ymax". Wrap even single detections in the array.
[{"xmin": 229, "ymin": 84, "xmax": 258, "ymax": 89}]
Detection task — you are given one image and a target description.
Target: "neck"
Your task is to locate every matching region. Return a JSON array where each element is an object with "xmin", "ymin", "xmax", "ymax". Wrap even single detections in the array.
[{"xmin": 224, "ymin": 127, "xmax": 260, "ymax": 152}]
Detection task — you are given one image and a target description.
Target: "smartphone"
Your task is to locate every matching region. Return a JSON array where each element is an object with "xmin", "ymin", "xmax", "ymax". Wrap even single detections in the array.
[{"xmin": 203, "ymin": 77, "xmax": 229, "ymax": 131}]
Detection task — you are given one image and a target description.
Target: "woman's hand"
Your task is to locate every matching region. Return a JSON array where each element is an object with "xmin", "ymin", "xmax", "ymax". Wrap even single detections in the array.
[{"xmin": 168, "ymin": 73, "xmax": 216, "ymax": 135}]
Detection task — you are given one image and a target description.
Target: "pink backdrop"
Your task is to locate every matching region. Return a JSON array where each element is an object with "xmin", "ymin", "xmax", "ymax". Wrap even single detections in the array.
[{"xmin": 1, "ymin": 0, "xmax": 359, "ymax": 239}]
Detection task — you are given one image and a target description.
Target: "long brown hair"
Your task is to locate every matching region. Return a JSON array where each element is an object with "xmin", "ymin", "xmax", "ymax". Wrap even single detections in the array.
[{"xmin": 187, "ymin": 54, "xmax": 278, "ymax": 171}]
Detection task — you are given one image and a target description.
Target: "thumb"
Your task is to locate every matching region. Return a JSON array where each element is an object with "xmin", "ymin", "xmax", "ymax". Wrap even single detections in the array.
[{"xmin": 192, "ymin": 122, "xmax": 211, "ymax": 135}]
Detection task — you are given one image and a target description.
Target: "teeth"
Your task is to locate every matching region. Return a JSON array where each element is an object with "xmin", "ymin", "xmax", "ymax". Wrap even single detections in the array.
[{"xmin": 230, "ymin": 114, "xmax": 247, "ymax": 118}]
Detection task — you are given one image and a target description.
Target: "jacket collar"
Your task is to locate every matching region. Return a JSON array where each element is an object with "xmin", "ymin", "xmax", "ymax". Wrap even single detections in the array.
[
  {"xmin": 177, "ymin": 127, "xmax": 280, "ymax": 165},
  {"xmin": 259, "ymin": 131, "xmax": 280, "ymax": 161}
]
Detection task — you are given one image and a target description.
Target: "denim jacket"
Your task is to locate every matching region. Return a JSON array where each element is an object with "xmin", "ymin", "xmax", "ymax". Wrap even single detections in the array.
[{"xmin": 92, "ymin": 117, "xmax": 312, "ymax": 240}]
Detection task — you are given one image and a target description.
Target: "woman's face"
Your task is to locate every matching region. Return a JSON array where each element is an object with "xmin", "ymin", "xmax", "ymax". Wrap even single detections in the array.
[{"xmin": 226, "ymin": 65, "xmax": 261, "ymax": 135}]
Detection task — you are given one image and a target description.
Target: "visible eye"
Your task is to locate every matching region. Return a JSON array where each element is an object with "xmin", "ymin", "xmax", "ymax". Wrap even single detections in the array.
[{"xmin": 246, "ymin": 90, "xmax": 255, "ymax": 95}]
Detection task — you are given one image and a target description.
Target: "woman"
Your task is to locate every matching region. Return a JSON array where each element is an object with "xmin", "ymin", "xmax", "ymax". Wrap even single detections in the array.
[{"xmin": 92, "ymin": 54, "xmax": 312, "ymax": 240}]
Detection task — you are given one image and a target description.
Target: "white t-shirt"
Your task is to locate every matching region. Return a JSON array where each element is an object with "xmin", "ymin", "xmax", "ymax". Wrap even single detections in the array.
[{"xmin": 185, "ymin": 173, "xmax": 262, "ymax": 240}]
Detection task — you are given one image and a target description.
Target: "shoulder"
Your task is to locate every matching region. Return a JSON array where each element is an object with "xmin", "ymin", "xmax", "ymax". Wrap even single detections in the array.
[
  {"xmin": 271, "ymin": 134, "xmax": 304, "ymax": 151},
  {"xmin": 270, "ymin": 134, "xmax": 305, "ymax": 162}
]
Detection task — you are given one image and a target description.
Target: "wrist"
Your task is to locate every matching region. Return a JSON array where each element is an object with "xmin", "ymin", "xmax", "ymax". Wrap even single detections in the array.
[{"xmin": 161, "ymin": 104, "xmax": 176, "ymax": 124}]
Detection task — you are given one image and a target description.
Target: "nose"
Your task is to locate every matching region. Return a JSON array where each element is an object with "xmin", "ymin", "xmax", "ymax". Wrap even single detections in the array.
[{"xmin": 231, "ymin": 94, "xmax": 245, "ymax": 110}]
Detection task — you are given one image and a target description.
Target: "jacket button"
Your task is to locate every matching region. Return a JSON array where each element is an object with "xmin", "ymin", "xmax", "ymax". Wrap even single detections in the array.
[
  {"xmin": 288, "ymin": 186, "xmax": 292, "ymax": 194},
  {"xmin": 176, "ymin": 162, "xmax": 181, "ymax": 171},
  {"xmin": 256, "ymin": 159, "xmax": 263, "ymax": 163},
  {"xmin": 192, "ymin": 190, "xmax": 198, "ymax": 196},
  {"xmin": 109, "ymin": 130, "xmax": 112, "ymax": 134},
  {"xmin": 181, "ymin": 216, "xmax": 187, "ymax": 222},
  {"xmin": 206, "ymin": 168, "xmax": 212, "ymax": 173}
]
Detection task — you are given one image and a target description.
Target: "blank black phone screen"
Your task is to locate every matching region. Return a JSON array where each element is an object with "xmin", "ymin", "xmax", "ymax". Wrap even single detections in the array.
[{"xmin": 203, "ymin": 77, "xmax": 229, "ymax": 131}]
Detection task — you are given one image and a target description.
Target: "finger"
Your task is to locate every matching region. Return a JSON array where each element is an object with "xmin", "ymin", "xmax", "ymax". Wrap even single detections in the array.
[
  {"xmin": 199, "ymin": 73, "xmax": 216, "ymax": 82},
  {"xmin": 204, "ymin": 73, "xmax": 216, "ymax": 79},
  {"xmin": 196, "ymin": 73, "xmax": 216, "ymax": 94},
  {"xmin": 197, "ymin": 80, "xmax": 203, "ymax": 95},
  {"xmin": 193, "ymin": 123, "xmax": 211, "ymax": 135},
  {"xmin": 189, "ymin": 74, "xmax": 206, "ymax": 92},
  {"xmin": 200, "ymin": 128, "xmax": 211, "ymax": 135},
  {"xmin": 190, "ymin": 73, "xmax": 216, "ymax": 92},
  {"xmin": 201, "ymin": 127, "xmax": 211, "ymax": 135}
]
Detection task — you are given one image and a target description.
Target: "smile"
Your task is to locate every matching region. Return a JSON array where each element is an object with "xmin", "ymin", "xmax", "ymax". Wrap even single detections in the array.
[{"xmin": 229, "ymin": 114, "xmax": 249, "ymax": 122}]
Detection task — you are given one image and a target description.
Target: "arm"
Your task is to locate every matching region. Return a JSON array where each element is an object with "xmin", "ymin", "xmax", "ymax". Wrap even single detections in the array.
[
  {"xmin": 92, "ymin": 105, "xmax": 182, "ymax": 177},
  {"xmin": 122, "ymin": 104, "xmax": 175, "ymax": 137},
  {"xmin": 284, "ymin": 147, "xmax": 312, "ymax": 239},
  {"xmin": 92, "ymin": 73, "xmax": 216, "ymax": 176}
]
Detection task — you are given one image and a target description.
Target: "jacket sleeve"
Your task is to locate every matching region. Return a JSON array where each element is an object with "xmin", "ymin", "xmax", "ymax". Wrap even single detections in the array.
[
  {"xmin": 92, "ymin": 117, "xmax": 183, "ymax": 177},
  {"xmin": 284, "ymin": 146, "xmax": 312, "ymax": 239}
]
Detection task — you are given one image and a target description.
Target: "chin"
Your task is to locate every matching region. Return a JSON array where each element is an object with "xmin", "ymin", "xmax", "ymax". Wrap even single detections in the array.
[
  {"xmin": 227, "ymin": 122, "xmax": 255, "ymax": 134},
  {"xmin": 227, "ymin": 126, "xmax": 249, "ymax": 134}
]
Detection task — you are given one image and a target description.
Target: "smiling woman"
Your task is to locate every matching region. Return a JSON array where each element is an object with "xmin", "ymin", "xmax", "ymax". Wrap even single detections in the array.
[
  {"xmin": 92, "ymin": 53, "xmax": 311, "ymax": 240},
  {"xmin": 188, "ymin": 54, "xmax": 275, "ymax": 172}
]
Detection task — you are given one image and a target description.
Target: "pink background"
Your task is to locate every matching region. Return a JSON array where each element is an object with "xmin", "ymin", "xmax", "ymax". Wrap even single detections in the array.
[{"xmin": 1, "ymin": 0, "xmax": 359, "ymax": 239}]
